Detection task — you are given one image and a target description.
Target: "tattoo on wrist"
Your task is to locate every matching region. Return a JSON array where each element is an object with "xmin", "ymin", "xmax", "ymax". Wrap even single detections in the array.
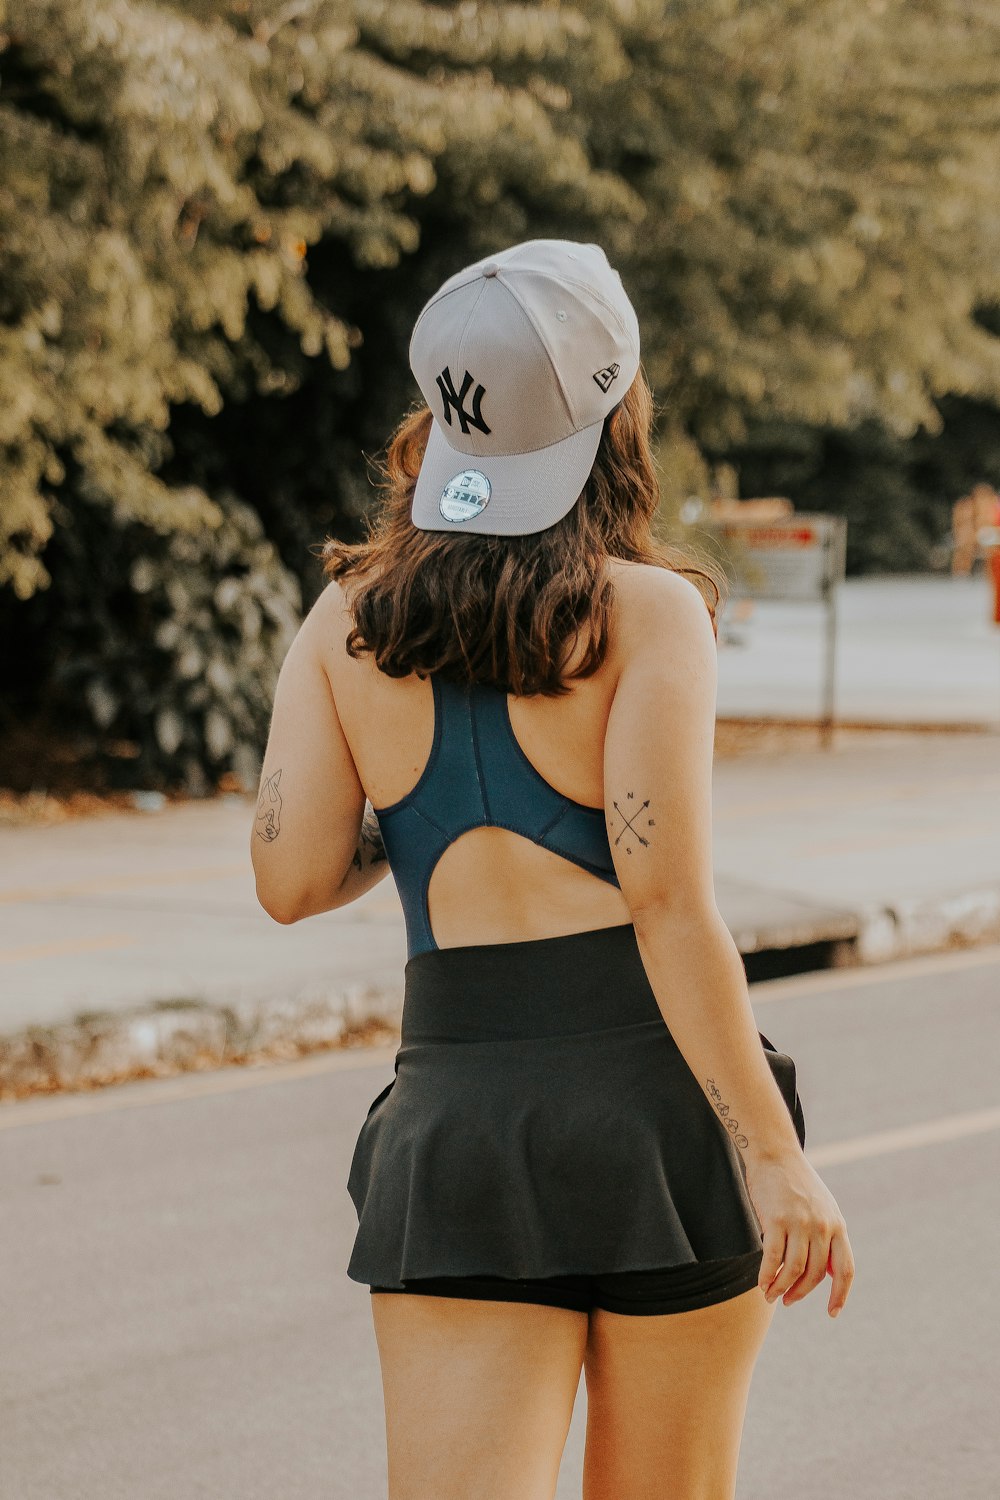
[
  {"xmin": 706, "ymin": 1078, "xmax": 750, "ymax": 1152},
  {"xmin": 352, "ymin": 806, "xmax": 388, "ymax": 871},
  {"xmin": 254, "ymin": 769, "xmax": 283, "ymax": 843},
  {"xmin": 608, "ymin": 789, "xmax": 655, "ymax": 855}
]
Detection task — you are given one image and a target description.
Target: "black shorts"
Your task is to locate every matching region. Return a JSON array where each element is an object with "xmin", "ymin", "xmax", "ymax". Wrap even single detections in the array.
[{"xmin": 370, "ymin": 1247, "xmax": 765, "ymax": 1316}]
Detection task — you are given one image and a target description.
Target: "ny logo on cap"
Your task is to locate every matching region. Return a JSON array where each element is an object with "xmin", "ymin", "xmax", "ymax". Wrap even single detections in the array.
[
  {"xmin": 436, "ymin": 366, "xmax": 492, "ymax": 436},
  {"xmin": 593, "ymin": 362, "xmax": 621, "ymax": 393}
]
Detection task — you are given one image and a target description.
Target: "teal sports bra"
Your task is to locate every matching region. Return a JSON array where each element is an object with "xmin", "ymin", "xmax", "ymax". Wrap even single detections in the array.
[{"xmin": 372, "ymin": 675, "xmax": 622, "ymax": 958}]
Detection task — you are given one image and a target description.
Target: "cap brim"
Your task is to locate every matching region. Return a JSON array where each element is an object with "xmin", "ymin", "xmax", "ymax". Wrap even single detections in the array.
[{"xmin": 410, "ymin": 416, "xmax": 604, "ymax": 536}]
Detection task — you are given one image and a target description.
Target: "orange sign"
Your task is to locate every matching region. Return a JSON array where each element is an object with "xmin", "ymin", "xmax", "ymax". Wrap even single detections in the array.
[{"xmin": 720, "ymin": 525, "xmax": 818, "ymax": 549}]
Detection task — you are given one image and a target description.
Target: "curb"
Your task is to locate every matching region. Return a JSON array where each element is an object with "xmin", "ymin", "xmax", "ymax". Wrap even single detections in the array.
[
  {"xmin": 0, "ymin": 979, "xmax": 403, "ymax": 1102},
  {"xmin": 2, "ymin": 885, "xmax": 998, "ymax": 1102},
  {"xmin": 853, "ymin": 884, "xmax": 1000, "ymax": 965},
  {"xmin": 728, "ymin": 884, "xmax": 1000, "ymax": 967}
]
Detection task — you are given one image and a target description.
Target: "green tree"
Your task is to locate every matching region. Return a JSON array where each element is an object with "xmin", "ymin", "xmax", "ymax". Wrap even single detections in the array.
[{"xmin": 0, "ymin": 0, "xmax": 628, "ymax": 788}]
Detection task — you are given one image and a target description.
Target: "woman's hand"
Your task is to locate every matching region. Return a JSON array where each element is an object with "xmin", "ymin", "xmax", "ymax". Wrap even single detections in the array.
[{"xmin": 744, "ymin": 1150, "xmax": 855, "ymax": 1318}]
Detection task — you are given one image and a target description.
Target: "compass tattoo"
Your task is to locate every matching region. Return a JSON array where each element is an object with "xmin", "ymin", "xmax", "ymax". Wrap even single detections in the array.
[
  {"xmin": 608, "ymin": 789, "xmax": 655, "ymax": 855},
  {"xmin": 255, "ymin": 768, "xmax": 283, "ymax": 843}
]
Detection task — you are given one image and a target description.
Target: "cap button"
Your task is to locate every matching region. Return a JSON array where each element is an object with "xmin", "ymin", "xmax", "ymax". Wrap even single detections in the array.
[{"xmin": 481, "ymin": 261, "xmax": 500, "ymax": 277}]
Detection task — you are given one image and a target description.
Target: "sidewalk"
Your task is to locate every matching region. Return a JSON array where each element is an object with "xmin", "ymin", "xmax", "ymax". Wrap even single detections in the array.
[
  {"xmin": 716, "ymin": 572, "xmax": 1000, "ymax": 725},
  {"xmin": 1, "ymin": 726, "xmax": 998, "ymax": 1095}
]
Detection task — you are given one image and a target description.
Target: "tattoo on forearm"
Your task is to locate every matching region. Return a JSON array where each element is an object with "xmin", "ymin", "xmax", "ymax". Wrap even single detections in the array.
[
  {"xmin": 255, "ymin": 769, "xmax": 283, "ymax": 843},
  {"xmin": 608, "ymin": 789, "xmax": 655, "ymax": 854},
  {"xmin": 706, "ymin": 1078, "xmax": 750, "ymax": 1152},
  {"xmin": 351, "ymin": 806, "xmax": 388, "ymax": 872}
]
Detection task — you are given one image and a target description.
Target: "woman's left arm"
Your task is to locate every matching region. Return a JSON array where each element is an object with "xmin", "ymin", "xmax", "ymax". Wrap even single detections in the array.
[{"xmin": 250, "ymin": 587, "xmax": 390, "ymax": 924}]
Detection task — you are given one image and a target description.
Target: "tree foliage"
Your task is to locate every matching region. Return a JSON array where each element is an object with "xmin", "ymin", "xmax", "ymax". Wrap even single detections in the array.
[{"xmin": 595, "ymin": 0, "xmax": 1000, "ymax": 447}]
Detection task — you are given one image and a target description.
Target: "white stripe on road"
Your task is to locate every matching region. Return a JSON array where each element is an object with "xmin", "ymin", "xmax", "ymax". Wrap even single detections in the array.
[{"xmin": 807, "ymin": 1105, "xmax": 1000, "ymax": 1167}]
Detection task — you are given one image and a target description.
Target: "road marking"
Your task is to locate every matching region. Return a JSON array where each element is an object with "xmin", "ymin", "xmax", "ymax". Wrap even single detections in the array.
[
  {"xmin": 807, "ymin": 1106, "xmax": 1000, "ymax": 1167},
  {"xmin": 0, "ymin": 934, "xmax": 134, "ymax": 964},
  {"xmin": 0, "ymin": 865, "xmax": 247, "ymax": 905},
  {"xmin": 750, "ymin": 940, "xmax": 1000, "ymax": 1004}
]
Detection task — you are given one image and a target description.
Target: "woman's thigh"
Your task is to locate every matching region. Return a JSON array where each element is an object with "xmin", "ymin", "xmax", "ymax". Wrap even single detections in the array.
[
  {"xmin": 370, "ymin": 1289, "xmax": 589, "ymax": 1500},
  {"xmin": 582, "ymin": 1282, "xmax": 777, "ymax": 1500}
]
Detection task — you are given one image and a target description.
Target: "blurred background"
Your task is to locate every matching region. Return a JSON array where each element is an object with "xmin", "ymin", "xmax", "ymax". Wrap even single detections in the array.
[
  {"xmin": 2, "ymin": 5, "xmax": 1000, "ymax": 1498},
  {"xmin": 2, "ymin": 0, "xmax": 1000, "ymax": 796}
]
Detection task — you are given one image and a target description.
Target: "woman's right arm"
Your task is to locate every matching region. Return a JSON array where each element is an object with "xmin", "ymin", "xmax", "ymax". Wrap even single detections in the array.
[{"xmin": 604, "ymin": 565, "xmax": 855, "ymax": 1319}]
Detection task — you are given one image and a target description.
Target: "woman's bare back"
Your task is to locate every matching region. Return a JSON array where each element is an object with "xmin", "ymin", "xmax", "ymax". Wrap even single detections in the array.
[{"xmin": 321, "ymin": 558, "xmax": 646, "ymax": 950}]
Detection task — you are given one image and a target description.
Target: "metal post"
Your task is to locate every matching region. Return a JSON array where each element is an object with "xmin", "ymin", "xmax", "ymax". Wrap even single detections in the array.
[
  {"xmin": 820, "ymin": 576, "xmax": 835, "ymax": 748},
  {"xmin": 818, "ymin": 519, "xmax": 844, "ymax": 749},
  {"xmin": 975, "ymin": 526, "xmax": 1000, "ymax": 728}
]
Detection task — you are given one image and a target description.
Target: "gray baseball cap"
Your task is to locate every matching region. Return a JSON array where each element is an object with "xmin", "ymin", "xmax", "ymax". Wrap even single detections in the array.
[{"xmin": 408, "ymin": 238, "xmax": 641, "ymax": 536}]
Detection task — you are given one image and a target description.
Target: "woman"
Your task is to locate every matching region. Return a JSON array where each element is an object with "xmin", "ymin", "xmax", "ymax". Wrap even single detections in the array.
[{"xmin": 252, "ymin": 239, "xmax": 854, "ymax": 1500}]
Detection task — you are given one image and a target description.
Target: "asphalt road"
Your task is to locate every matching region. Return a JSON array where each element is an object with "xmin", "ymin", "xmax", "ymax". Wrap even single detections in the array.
[{"xmin": 2, "ymin": 943, "xmax": 999, "ymax": 1500}]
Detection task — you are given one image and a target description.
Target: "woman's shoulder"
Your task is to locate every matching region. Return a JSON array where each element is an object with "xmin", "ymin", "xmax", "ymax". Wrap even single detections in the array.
[
  {"xmin": 606, "ymin": 559, "xmax": 713, "ymax": 649},
  {"xmin": 299, "ymin": 575, "xmax": 353, "ymax": 643},
  {"xmin": 298, "ymin": 575, "xmax": 370, "ymax": 685},
  {"xmin": 601, "ymin": 559, "xmax": 716, "ymax": 685}
]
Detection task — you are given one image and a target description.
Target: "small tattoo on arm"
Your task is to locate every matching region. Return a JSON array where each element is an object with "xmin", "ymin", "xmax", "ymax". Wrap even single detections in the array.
[
  {"xmin": 608, "ymin": 791, "xmax": 654, "ymax": 855},
  {"xmin": 352, "ymin": 806, "xmax": 388, "ymax": 871},
  {"xmin": 255, "ymin": 769, "xmax": 283, "ymax": 842},
  {"xmin": 706, "ymin": 1078, "xmax": 750, "ymax": 1151}
]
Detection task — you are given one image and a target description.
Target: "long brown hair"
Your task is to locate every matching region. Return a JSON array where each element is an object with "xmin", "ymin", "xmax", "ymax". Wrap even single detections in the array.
[{"xmin": 320, "ymin": 367, "xmax": 725, "ymax": 696}]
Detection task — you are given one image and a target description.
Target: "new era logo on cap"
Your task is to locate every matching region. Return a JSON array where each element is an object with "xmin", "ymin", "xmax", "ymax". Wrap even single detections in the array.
[
  {"xmin": 592, "ymin": 362, "xmax": 621, "ymax": 393},
  {"xmin": 439, "ymin": 468, "xmax": 491, "ymax": 524},
  {"xmin": 408, "ymin": 239, "xmax": 641, "ymax": 534}
]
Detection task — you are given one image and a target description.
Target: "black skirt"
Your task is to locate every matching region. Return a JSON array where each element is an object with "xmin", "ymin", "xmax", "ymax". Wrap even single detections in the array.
[{"xmin": 346, "ymin": 921, "xmax": 806, "ymax": 1288}]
